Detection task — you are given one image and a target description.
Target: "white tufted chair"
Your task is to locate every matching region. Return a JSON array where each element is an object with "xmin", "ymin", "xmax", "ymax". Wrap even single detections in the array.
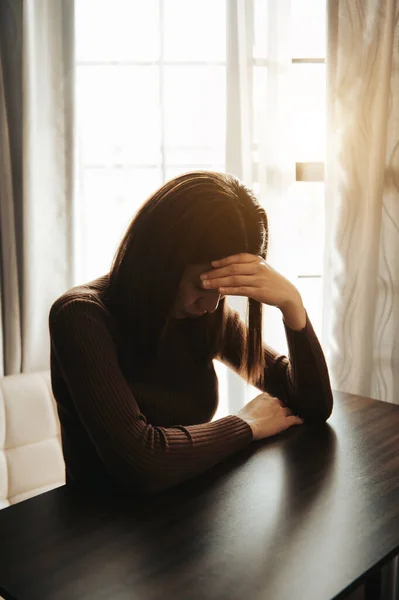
[{"xmin": 0, "ymin": 371, "xmax": 65, "ymax": 509}]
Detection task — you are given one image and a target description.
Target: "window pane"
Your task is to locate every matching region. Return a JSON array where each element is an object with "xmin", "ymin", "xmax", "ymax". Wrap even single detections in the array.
[
  {"xmin": 253, "ymin": 66, "xmax": 267, "ymax": 146},
  {"xmin": 254, "ymin": 0, "xmax": 326, "ymax": 59},
  {"xmin": 295, "ymin": 276, "xmax": 323, "ymax": 339},
  {"xmin": 78, "ymin": 167, "xmax": 162, "ymax": 281},
  {"xmin": 166, "ymin": 147, "xmax": 225, "ymax": 166},
  {"xmin": 166, "ymin": 165, "xmax": 225, "ymax": 181},
  {"xmin": 253, "ymin": 0, "xmax": 268, "ymax": 59},
  {"xmin": 75, "ymin": 0, "xmax": 160, "ymax": 62},
  {"xmin": 212, "ymin": 360, "xmax": 229, "ymax": 420},
  {"xmin": 291, "ymin": 64, "xmax": 326, "ymax": 162},
  {"xmin": 291, "ymin": 0, "xmax": 326, "ymax": 59},
  {"xmin": 278, "ymin": 182, "xmax": 325, "ymax": 276},
  {"xmin": 76, "ymin": 66, "xmax": 161, "ymax": 166},
  {"xmin": 163, "ymin": 0, "xmax": 226, "ymax": 62},
  {"xmin": 253, "ymin": 64, "xmax": 325, "ymax": 165},
  {"xmin": 163, "ymin": 66, "xmax": 226, "ymax": 157}
]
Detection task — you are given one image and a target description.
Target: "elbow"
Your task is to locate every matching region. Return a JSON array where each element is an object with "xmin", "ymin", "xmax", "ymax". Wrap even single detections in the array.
[
  {"xmin": 298, "ymin": 389, "xmax": 334, "ymax": 424},
  {"xmin": 321, "ymin": 387, "xmax": 334, "ymax": 422},
  {"xmin": 315, "ymin": 402, "xmax": 333, "ymax": 423},
  {"xmin": 317, "ymin": 397, "xmax": 334, "ymax": 423}
]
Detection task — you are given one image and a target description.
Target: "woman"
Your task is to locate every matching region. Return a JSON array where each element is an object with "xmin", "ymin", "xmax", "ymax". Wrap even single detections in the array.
[{"xmin": 49, "ymin": 171, "xmax": 333, "ymax": 497}]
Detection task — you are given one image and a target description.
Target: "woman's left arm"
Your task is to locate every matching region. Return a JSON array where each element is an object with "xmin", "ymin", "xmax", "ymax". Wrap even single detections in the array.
[
  {"xmin": 201, "ymin": 254, "xmax": 334, "ymax": 422},
  {"xmin": 219, "ymin": 306, "xmax": 333, "ymax": 422}
]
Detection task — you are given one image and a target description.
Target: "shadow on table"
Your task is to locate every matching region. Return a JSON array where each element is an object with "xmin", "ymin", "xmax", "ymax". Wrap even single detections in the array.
[{"xmin": 100, "ymin": 423, "xmax": 339, "ymax": 598}]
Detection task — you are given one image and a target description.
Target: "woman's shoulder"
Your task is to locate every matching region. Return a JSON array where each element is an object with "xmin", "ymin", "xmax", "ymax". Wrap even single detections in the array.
[{"xmin": 49, "ymin": 274, "xmax": 111, "ymax": 328}]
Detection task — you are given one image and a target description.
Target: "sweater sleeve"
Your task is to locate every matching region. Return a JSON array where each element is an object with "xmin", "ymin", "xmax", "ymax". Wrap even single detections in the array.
[
  {"xmin": 219, "ymin": 308, "xmax": 333, "ymax": 422},
  {"xmin": 49, "ymin": 298, "xmax": 253, "ymax": 495}
]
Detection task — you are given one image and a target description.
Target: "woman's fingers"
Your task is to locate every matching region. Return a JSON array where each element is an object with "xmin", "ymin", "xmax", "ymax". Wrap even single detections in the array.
[
  {"xmin": 201, "ymin": 261, "xmax": 258, "ymax": 281},
  {"xmin": 215, "ymin": 286, "xmax": 255, "ymax": 297},
  {"xmin": 211, "ymin": 253, "xmax": 259, "ymax": 268},
  {"xmin": 201, "ymin": 274, "xmax": 256, "ymax": 290},
  {"xmin": 286, "ymin": 415, "xmax": 305, "ymax": 426},
  {"xmin": 200, "ymin": 253, "xmax": 267, "ymax": 300},
  {"xmin": 204, "ymin": 254, "xmax": 300, "ymax": 310}
]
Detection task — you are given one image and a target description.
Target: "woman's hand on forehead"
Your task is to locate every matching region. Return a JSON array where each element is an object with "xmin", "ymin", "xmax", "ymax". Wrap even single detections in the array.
[{"xmin": 199, "ymin": 253, "xmax": 302, "ymax": 311}]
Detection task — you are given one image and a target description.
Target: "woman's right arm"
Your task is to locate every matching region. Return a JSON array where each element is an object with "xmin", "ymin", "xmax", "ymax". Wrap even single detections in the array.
[{"xmin": 49, "ymin": 298, "xmax": 253, "ymax": 496}]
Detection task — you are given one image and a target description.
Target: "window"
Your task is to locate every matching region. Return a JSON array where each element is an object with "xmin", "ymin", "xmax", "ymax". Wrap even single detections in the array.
[
  {"xmin": 74, "ymin": 0, "xmax": 227, "ymax": 284},
  {"xmin": 74, "ymin": 0, "xmax": 326, "ymax": 416}
]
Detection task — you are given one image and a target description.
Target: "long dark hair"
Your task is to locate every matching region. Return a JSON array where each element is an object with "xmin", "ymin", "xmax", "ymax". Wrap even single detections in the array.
[{"xmin": 108, "ymin": 171, "xmax": 268, "ymax": 383}]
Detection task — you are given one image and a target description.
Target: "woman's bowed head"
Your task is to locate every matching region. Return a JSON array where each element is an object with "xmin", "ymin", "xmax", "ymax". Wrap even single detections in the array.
[{"xmin": 109, "ymin": 171, "xmax": 306, "ymax": 383}]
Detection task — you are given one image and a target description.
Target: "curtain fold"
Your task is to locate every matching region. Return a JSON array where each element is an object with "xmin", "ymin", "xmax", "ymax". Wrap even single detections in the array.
[
  {"xmin": 0, "ymin": 0, "xmax": 24, "ymax": 376},
  {"xmin": 323, "ymin": 0, "xmax": 399, "ymax": 405},
  {"xmin": 22, "ymin": 0, "xmax": 75, "ymax": 372},
  {"xmin": 0, "ymin": 0, "xmax": 75, "ymax": 376}
]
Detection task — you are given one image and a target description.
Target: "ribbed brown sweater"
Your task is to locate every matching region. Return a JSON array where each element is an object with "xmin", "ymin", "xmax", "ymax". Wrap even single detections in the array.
[{"xmin": 49, "ymin": 274, "xmax": 333, "ymax": 496}]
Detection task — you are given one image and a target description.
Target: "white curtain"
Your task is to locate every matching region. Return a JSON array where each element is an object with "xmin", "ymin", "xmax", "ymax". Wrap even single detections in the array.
[
  {"xmin": 0, "ymin": 0, "xmax": 75, "ymax": 375},
  {"xmin": 225, "ymin": 0, "xmax": 294, "ymax": 411},
  {"xmin": 22, "ymin": 0, "xmax": 75, "ymax": 372},
  {"xmin": 0, "ymin": 0, "xmax": 23, "ymax": 376},
  {"xmin": 323, "ymin": 0, "xmax": 399, "ymax": 405}
]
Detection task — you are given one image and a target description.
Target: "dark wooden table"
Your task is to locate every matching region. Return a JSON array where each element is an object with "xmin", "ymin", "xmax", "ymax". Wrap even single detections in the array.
[{"xmin": 1, "ymin": 391, "xmax": 399, "ymax": 600}]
